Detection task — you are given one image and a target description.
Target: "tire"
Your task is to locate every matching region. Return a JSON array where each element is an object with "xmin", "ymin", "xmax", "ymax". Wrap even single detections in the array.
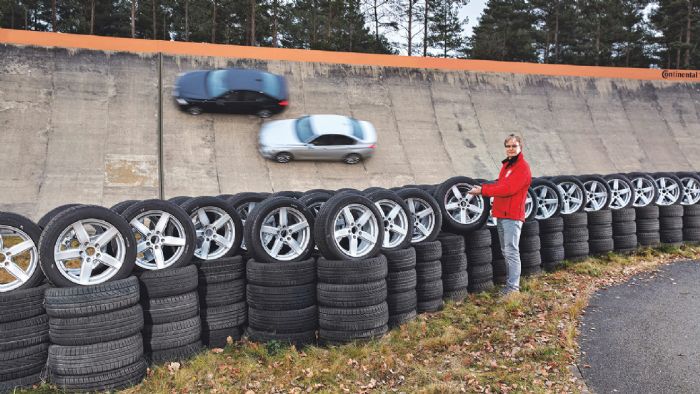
[
  {"xmin": 443, "ymin": 287, "xmax": 470, "ymax": 302},
  {"xmin": 47, "ymin": 333, "xmax": 143, "ymax": 376},
  {"xmin": 258, "ymin": 109, "xmax": 273, "ymax": 118},
  {"xmin": 683, "ymin": 228, "xmax": 700, "ymax": 242},
  {"xmin": 637, "ymin": 232, "xmax": 661, "ymax": 246},
  {"xmin": 144, "ymin": 291, "xmax": 200, "ymax": 324},
  {"xmin": 0, "ymin": 314, "xmax": 48, "ymax": 351},
  {"xmin": 414, "ymin": 240, "xmax": 442, "ymax": 261},
  {"xmin": 317, "ymin": 281, "xmax": 387, "ymax": 308},
  {"xmin": 519, "ymin": 235, "xmax": 541, "ymax": 252},
  {"xmin": 540, "ymin": 232, "xmax": 564, "ymax": 248},
  {"xmin": 415, "ymin": 279, "xmax": 443, "ymax": 301},
  {"xmin": 0, "ymin": 284, "xmax": 47, "ymax": 323},
  {"xmin": 587, "ymin": 209, "xmax": 613, "ymax": 226},
  {"xmin": 440, "ymin": 253, "xmax": 467, "ymax": 274},
  {"xmin": 437, "ymin": 233, "xmax": 465, "ymax": 255},
  {"xmin": 143, "ymin": 316, "xmax": 201, "ymax": 351},
  {"xmin": 520, "ymin": 250, "xmax": 542, "ymax": 267},
  {"xmin": 541, "ymin": 246, "xmax": 565, "ymax": 262},
  {"xmin": 37, "ymin": 204, "xmax": 81, "ymax": 229},
  {"xmin": 612, "ymin": 221, "xmax": 636, "ymax": 236},
  {"xmin": 299, "ymin": 191, "xmax": 333, "ymax": 218},
  {"xmin": 168, "ymin": 196, "xmax": 192, "ymax": 206},
  {"xmin": 588, "ymin": 224, "xmax": 613, "ymax": 240},
  {"xmin": 415, "ymin": 260, "xmax": 442, "ymax": 283},
  {"xmin": 247, "ymin": 327, "xmax": 317, "ymax": 346},
  {"xmin": 244, "ymin": 197, "xmax": 315, "ymax": 264},
  {"xmin": 248, "ymin": 305, "xmax": 317, "ymax": 333},
  {"xmin": 246, "ymin": 283, "xmax": 316, "ymax": 311},
  {"xmin": 246, "ymin": 258, "xmax": 315, "ymax": 287},
  {"xmin": 386, "ymin": 270, "xmax": 417, "ymax": 292},
  {"xmin": 50, "ymin": 358, "xmax": 147, "ymax": 392},
  {"xmin": 521, "ymin": 220, "xmax": 540, "ymax": 237},
  {"xmin": 652, "ymin": 172, "xmax": 683, "ymax": 206},
  {"xmin": 49, "ymin": 304, "xmax": 144, "ymax": 346},
  {"xmin": 552, "ymin": 176, "xmax": 587, "ymax": 214},
  {"xmin": 562, "ymin": 212, "xmax": 588, "ymax": 228},
  {"xmin": 563, "ymin": 227, "xmax": 589, "ymax": 243},
  {"xmin": 121, "ymin": 199, "xmax": 197, "ymax": 271},
  {"xmin": 464, "ymin": 228, "xmax": 492, "ymax": 249},
  {"xmin": 532, "ymin": 178, "xmax": 564, "ymax": 219},
  {"xmin": 200, "ymin": 301, "xmax": 247, "ymax": 329},
  {"xmin": 627, "ymin": 172, "xmax": 659, "ymax": 208},
  {"xmin": 466, "ymin": 246, "xmax": 493, "ymax": 266},
  {"xmin": 386, "ymin": 290, "xmax": 417, "ymax": 314},
  {"xmin": 202, "ymin": 327, "xmax": 242, "ymax": 348},
  {"xmin": 187, "ymin": 106, "xmax": 203, "ymax": 115},
  {"xmin": 635, "ymin": 205, "xmax": 660, "ymax": 220},
  {"xmin": 442, "ymin": 271, "xmax": 469, "ymax": 291},
  {"xmin": 434, "ymin": 176, "xmax": 490, "ymax": 233},
  {"xmin": 539, "ymin": 216, "xmax": 564, "ymax": 233},
  {"xmin": 636, "ymin": 219, "xmax": 660, "ymax": 233},
  {"xmin": 314, "ymin": 193, "xmax": 384, "ymax": 261},
  {"xmin": 564, "ymin": 242, "xmax": 589, "ymax": 259},
  {"xmin": 384, "ymin": 247, "xmax": 417, "ymax": 272},
  {"xmin": 613, "ymin": 234, "xmax": 638, "ymax": 250},
  {"xmin": 676, "ymin": 172, "xmax": 700, "ymax": 205},
  {"xmin": 467, "ymin": 280, "xmax": 494, "ymax": 293},
  {"xmin": 0, "ymin": 371, "xmax": 42, "ymax": 391},
  {"xmin": 388, "ymin": 310, "xmax": 417, "ymax": 327},
  {"xmin": 343, "ymin": 153, "xmax": 362, "ymax": 164},
  {"xmin": 660, "ymin": 229, "xmax": 683, "ymax": 244},
  {"xmin": 275, "ymin": 152, "xmax": 293, "ymax": 163},
  {"xmin": 317, "ymin": 255, "xmax": 387, "ymax": 284},
  {"xmin": 180, "ymin": 197, "xmax": 243, "ymax": 261},
  {"xmin": 683, "ymin": 204, "xmax": 700, "ymax": 216},
  {"xmin": 659, "ymin": 217, "xmax": 683, "ymax": 230},
  {"xmin": 318, "ymin": 303, "xmax": 389, "ymax": 331},
  {"xmin": 611, "ymin": 208, "xmax": 636, "ymax": 222},
  {"xmin": 395, "ymin": 188, "xmax": 443, "ymax": 243},
  {"xmin": 149, "ymin": 341, "xmax": 203, "ymax": 364},
  {"xmin": 589, "ymin": 238, "xmax": 614, "ymax": 254},
  {"xmin": 0, "ymin": 212, "xmax": 43, "ymax": 292},
  {"xmin": 137, "ymin": 264, "xmax": 198, "ymax": 299},
  {"xmin": 365, "ymin": 189, "xmax": 413, "ymax": 251},
  {"xmin": 39, "ymin": 205, "xmax": 137, "ymax": 287},
  {"xmin": 417, "ymin": 298, "xmax": 444, "ymax": 312},
  {"xmin": 319, "ymin": 325, "xmax": 388, "ymax": 345},
  {"xmin": 659, "ymin": 205, "xmax": 684, "ymax": 217},
  {"xmin": 110, "ymin": 200, "xmax": 139, "ymax": 215},
  {"xmin": 578, "ymin": 175, "xmax": 612, "ymax": 212},
  {"xmin": 226, "ymin": 193, "xmax": 270, "ymax": 249},
  {"xmin": 604, "ymin": 174, "xmax": 634, "ymax": 210},
  {"xmin": 196, "ymin": 256, "xmax": 245, "ymax": 284},
  {"xmin": 44, "ymin": 276, "xmax": 140, "ymax": 318}
]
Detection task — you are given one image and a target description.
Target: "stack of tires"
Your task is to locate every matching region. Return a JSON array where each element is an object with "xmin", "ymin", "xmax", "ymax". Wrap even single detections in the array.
[
  {"xmin": 465, "ymin": 228, "xmax": 494, "ymax": 293},
  {"xmin": 519, "ymin": 220, "xmax": 542, "ymax": 276},
  {"xmin": 587, "ymin": 210, "xmax": 614, "ymax": 255},
  {"xmin": 414, "ymin": 241, "xmax": 444, "ymax": 312},
  {"xmin": 563, "ymin": 213, "xmax": 589, "ymax": 261},
  {"xmin": 539, "ymin": 217, "xmax": 565, "ymax": 271},
  {"xmin": 489, "ymin": 226, "xmax": 507, "ymax": 284},
  {"xmin": 314, "ymin": 193, "xmax": 388, "ymax": 344},
  {"xmin": 636, "ymin": 205, "xmax": 661, "ymax": 247},
  {"xmin": 0, "ymin": 286, "xmax": 48, "ymax": 391},
  {"xmin": 247, "ymin": 258, "xmax": 317, "ymax": 346},
  {"xmin": 437, "ymin": 233, "xmax": 469, "ymax": 301},
  {"xmin": 45, "ymin": 278, "xmax": 147, "ymax": 391},
  {"xmin": 682, "ymin": 204, "xmax": 700, "ymax": 243},
  {"xmin": 384, "ymin": 248, "xmax": 418, "ymax": 327},
  {"xmin": 139, "ymin": 266, "xmax": 203, "ymax": 361},
  {"xmin": 197, "ymin": 257, "xmax": 247, "ymax": 348},
  {"xmin": 612, "ymin": 209, "xmax": 637, "ymax": 254},
  {"xmin": 659, "ymin": 205, "xmax": 684, "ymax": 246}
]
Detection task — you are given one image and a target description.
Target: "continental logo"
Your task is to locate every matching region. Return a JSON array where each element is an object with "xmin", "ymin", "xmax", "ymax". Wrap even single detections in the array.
[{"xmin": 661, "ymin": 70, "xmax": 699, "ymax": 79}]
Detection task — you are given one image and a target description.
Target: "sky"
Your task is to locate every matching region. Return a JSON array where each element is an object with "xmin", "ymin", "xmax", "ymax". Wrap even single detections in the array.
[{"xmin": 461, "ymin": 0, "xmax": 488, "ymax": 37}]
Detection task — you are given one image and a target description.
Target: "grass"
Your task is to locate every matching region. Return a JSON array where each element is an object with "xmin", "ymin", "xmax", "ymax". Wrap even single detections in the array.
[{"xmin": 24, "ymin": 244, "xmax": 700, "ymax": 393}]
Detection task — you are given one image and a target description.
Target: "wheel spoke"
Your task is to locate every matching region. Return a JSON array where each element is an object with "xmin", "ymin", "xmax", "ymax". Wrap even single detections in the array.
[
  {"xmin": 393, "ymin": 226, "xmax": 407, "ymax": 235},
  {"xmin": 349, "ymin": 237, "xmax": 358, "ymax": 255},
  {"xmin": 342, "ymin": 207, "xmax": 354, "ymax": 224},
  {"xmin": 55, "ymin": 248, "xmax": 82, "ymax": 261},
  {"xmin": 445, "ymin": 202, "xmax": 460, "ymax": 210},
  {"xmin": 153, "ymin": 248, "xmax": 165, "ymax": 269},
  {"xmin": 387, "ymin": 205, "xmax": 402, "ymax": 220},
  {"xmin": 136, "ymin": 241, "xmax": 150, "ymax": 253},
  {"xmin": 211, "ymin": 214, "xmax": 231, "ymax": 230},
  {"xmin": 4, "ymin": 262, "xmax": 29, "ymax": 282},
  {"xmin": 407, "ymin": 199, "xmax": 416, "ymax": 214},
  {"xmin": 451, "ymin": 185, "xmax": 463, "ymax": 200},
  {"xmin": 288, "ymin": 222, "xmax": 308, "ymax": 234},
  {"xmin": 99, "ymin": 254, "xmax": 122, "ymax": 269},
  {"xmin": 162, "ymin": 236, "xmax": 186, "ymax": 246},
  {"xmin": 94, "ymin": 227, "xmax": 119, "ymax": 247},
  {"xmin": 286, "ymin": 238, "xmax": 303, "ymax": 254},
  {"xmin": 154, "ymin": 213, "xmax": 171, "ymax": 233},
  {"xmin": 72, "ymin": 222, "xmax": 91, "ymax": 244},
  {"xmin": 335, "ymin": 228, "xmax": 351, "ymax": 240},
  {"xmin": 416, "ymin": 207, "xmax": 434, "ymax": 218},
  {"xmin": 416, "ymin": 222, "xmax": 430, "ymax": 236},
  {"xmin": 359, "ymin": 231, "xmax": 374, "ymax": 242},
  {"xmin": 0, "ymin": 235, "xmax": 4, "ymax": 250},
  {"xmin": 270, "ymin": 239, "xmax": 283, "ymax": 256},
  {"xmin": 79, "ymin": 261, "xmax": 93, "ymax": 284},
  {"xmin": 130, "ymin": 219, "xmax": 151, "ymax": 236},
  {"xmin": 570, "ymin": 197, "xmax": 582, "ymax": 204},
  {"xmin": 197, "ymin": 209, "xmax": 210, "ymax": 226},
  {"xmin": 356, "ymin": 210, "xmax": 373, "ymax": 226},
  {"xmin": 211, "ymin": 234, "xmax": 231, "ymax": 247},
  {"xmin": 261, "ymin": 225, "xmax": 278, "ymax": 235},
  {"xmin": 200, "ymin": 240, "xmax": 211, "ymax": 258},
  {"xmin": 279, "ymin": 208, "xmax": 288, "ymax": 227},
  {"xmin": 5, "ymin": 240, "xmax": 34, "ymax": 256}
]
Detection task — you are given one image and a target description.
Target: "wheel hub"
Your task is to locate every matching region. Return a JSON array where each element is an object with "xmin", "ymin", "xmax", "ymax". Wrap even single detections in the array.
[{"xmin": 85, "ymin": 246, "xmax": 96, "ymax": 257}]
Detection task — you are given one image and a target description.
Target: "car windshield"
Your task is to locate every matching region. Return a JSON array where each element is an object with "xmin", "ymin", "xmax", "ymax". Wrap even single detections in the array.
[
  {"xmin": 350, "ymin": 118, "xmax": 364, "ymax": 139},
  {"xmin": 295, "ymin": 116, "xmax": 314, "ymax": 143},
  {"xmin": 206, "ymin": 70, "xmax": 229, "ymax": 98}
]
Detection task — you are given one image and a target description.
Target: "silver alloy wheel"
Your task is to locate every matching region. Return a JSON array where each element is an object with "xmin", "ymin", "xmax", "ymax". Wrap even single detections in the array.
[
  {"xmin": 405, "ymin": 197, "xmax": 436, "ymax": 243},
  {"xmin": 533, "ymin": 185, "xmax": 560, "ymax": 219},
  {"xmin": 52, "ymin": 219, "xmax": 127, "ymax": 285},
  {"xmin": 129, "ymin": 210, "xmax": 188, "ymax": 270},
  {"xmin": 654, "ymin": 176, "xmax": 681, "ymax": 206},
  {"xmin": 442, "ymin": 183, "xmax": 485, "ymax": 225},
  {"xmin": 583, "ymin": 180, "xmax": 609, "ymax": 212},
  {"xmin": 374, "ymin": 199, "xmax": 410, "ymax": 249},
  {"xmin": 630, "ymin": 176, "xmax": 656, "ymax": 207},
  {"xmin": 0, "ymin": 226, "xmax": 38, "ymax": 292},
  {"xmin": 525, "ymin": 193, "xmax": 534, "ymax": 219},
  {"xmin": 606, "ymin": 179, "xmax": 633, "ymax": 210},
  {"xmin": 258, "ymin": 207, "xmax": 311, "ymax": 261},
  {"xmin": 190, "ymin": 207, "xmax": 235, "ymax": 260},
  {"xmin": 307, "ymin": 201, "xmax": 324, "ymax": 217},
  {"xmin": 332, "ymin": 203, "xmax": 380, "ymax": 258},
  {"xmin": 556, "ymin": 181, "xmax": 585, "ymax": 214},
  {"xmin": 236, "ymin": 202, "xmax": 258, "ymax": 251},
  {"xmin": 679, "ymin": 176, "xmax": 700, "ymax": 205}
]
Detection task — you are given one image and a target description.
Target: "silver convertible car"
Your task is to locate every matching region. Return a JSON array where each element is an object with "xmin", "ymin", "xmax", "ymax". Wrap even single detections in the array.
[{"xmin": 258, "ymin": 115, "xmax": 377, "ymax": 164}]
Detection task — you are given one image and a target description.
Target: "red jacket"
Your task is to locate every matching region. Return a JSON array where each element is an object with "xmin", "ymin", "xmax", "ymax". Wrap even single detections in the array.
[{"xmin": 481, "ymin": 153, "xmax": 532, "ymax": 222}]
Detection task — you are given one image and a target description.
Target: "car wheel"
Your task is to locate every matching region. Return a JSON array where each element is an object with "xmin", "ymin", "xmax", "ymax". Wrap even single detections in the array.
[
  {"xmin": 257, "ymin": 110, "xmax": 273, "ymax": 118},
  {"xmin": 275, "ymin": 152, "xmax": 292, "ymax": 163},
  {"xmin": 343, "ymin": 154, "xmax": 361, "ymax": 165},
  {"xmin": 0, "ymin": 212, "xmax": 43, "ymax": 292},
  {"xmin": 187, "ymin": 106, "xmax": 203, "ymax": 115}
]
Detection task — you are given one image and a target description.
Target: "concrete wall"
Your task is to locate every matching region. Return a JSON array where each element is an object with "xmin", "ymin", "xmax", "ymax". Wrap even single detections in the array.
[{"xmin": 1, "ymin": 44, "xmax": 699, "ymax": 220}]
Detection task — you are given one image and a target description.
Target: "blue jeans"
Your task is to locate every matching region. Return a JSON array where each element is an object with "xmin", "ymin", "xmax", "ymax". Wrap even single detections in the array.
[{"xmin": 497, "ymin": 219, "xmax": 523, "ymax": 292}]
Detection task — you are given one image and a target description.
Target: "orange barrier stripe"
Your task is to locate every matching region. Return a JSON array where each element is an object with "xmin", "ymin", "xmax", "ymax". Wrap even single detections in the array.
[{"xmin": 2, "ymin": 28, "xmax": 699, "ymax": 82}]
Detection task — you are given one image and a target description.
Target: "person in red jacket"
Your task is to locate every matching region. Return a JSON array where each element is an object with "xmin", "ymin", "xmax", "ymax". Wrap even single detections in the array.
[{"xmin": 468, "ymin": 134, "xmax": 532, "ymax": 295}]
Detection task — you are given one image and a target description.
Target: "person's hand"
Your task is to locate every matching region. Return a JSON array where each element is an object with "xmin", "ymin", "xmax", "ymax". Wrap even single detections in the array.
[{"xmin": 468, "ymin": 186, "xmax": 482, "ymax": 195}]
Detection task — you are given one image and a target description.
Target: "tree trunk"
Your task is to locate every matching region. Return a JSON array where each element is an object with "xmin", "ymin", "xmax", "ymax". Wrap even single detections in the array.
[
  {"xmin": 373, "ymin": 0, "xmax": 379, "ymax": 42},
  {"xmin": 10, "ymin": 2, "xmax": 14, "ymax": 29},
  {"xmin": 327, "ymin": 1, "xmax": 333, "ymax": 42},
  {"xmin": 90, "ymin": 0, "xmax": 95, "ymax": 34},
  {"xmin": 212, "ymin": 1, "xmax": 217, "ymax": 43},
  {"xmin": 676, "ymin": 30, "xmax": 682, "ymax": 69},
  {"xmin": 685, "ymin": 0, "xmax": 692, "ymax": 68},
  {"xmin": 272, "ymin": 0, "xmax": 279, "ymax": 47},
  {"xmin": 152, "ymin": 0, "xmax": 157, "ymax": 39},
  {"xmin": 250, "ymin": 0, "xmax": 256, "ymax": 45},
  {"xmin": 312, "ymin": 0, "xmax": 317, "ymax": 46},
  {"xmin": 554, "ymin": 1, "xmax": 560, "ymax": 63},
  {"xmin": 185, "ymin": 0, "xmax": 189, "ymax": 41},
  {"xmin": 407, "ymin": 0, "xmax": 413, "ymax": 56},
  {"xmin": 131, "ymin": 0, "xmax": 137, "ymax": 38},
  {"xmin": 51, "ymin": 0, "xmax": 57, "ymax": 31},
  {"xmin": 423, "ymin": 0, "xmax": 429, "ymax": 57},
  {"xmin": 595, "ymin": 18, "xmax": 600, "ymax": 66}
]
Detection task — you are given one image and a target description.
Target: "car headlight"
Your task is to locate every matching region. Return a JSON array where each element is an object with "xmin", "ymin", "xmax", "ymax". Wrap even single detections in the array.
[{"xmin": 176, "ymin": 98, "xmax": 188, "ymax": 105}]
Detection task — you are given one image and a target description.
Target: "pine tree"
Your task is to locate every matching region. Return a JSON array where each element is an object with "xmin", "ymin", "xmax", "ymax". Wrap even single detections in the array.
[
  {"xmin": 467, "ymin": 0, "xmax": 538, "ymax": 62},
  {"xmin": 426, "ymin": 0, "xmax": 467, "ymax": 57},
  {"xmin": 650, "ymin": 0, "xmax": 700, "ymax": 69}
]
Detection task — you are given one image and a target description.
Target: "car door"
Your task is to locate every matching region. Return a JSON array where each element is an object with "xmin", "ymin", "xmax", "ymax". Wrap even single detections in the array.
[
  {"xmin": 305, "ymin": 135, "xmax": 336, "ymax": 160},
  {"xmin": 214, "ymin": 91, "xmax": 242, "ymax": 113},
  {"xmin": 325, "ymin": 135, "xmax": 357, "ymax": 160}
]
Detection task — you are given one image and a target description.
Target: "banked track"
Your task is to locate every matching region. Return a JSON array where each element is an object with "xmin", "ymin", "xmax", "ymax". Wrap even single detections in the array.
[{"xmin": 0, "ymin": 29, "xmax": 699, "ymax": 220}]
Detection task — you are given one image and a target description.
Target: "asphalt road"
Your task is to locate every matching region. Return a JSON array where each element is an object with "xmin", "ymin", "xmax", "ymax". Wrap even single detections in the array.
[{"xmin": 578, "ymin": 260, "xmax": 700, "ymax": 394}]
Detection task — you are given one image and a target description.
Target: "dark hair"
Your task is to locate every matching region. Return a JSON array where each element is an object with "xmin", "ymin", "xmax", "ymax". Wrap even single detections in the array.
[{"xmin": 504, "ymin": 134, "xmax": 523, "ymax": 146}]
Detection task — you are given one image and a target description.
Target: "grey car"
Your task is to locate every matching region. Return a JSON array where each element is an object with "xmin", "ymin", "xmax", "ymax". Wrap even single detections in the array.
[{"xmin": 258, "ymin": 115, "xmax": 377, "ymax": 164}]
